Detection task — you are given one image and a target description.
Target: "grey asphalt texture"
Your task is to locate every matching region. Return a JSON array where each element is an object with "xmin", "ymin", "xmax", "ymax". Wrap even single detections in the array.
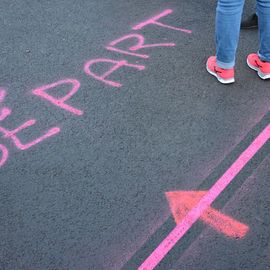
[{"xmin": 1, "ymin": 0, "xmax": 270, "ymax": 270}]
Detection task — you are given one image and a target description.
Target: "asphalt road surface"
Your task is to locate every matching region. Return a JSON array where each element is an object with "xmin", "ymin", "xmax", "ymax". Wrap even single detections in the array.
[{"xmin": 1, "ymin": 1, "xmax": 269, "ymax": 270}]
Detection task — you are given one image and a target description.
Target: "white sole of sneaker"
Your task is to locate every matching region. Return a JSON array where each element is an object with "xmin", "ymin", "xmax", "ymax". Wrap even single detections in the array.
[
  {"xmin": 206, "ymin": 65, "xmax": 235, "ymax": 84},
  {"xmin": 247, "ymin": 59, "xmax": 270, "ymax": 80}
]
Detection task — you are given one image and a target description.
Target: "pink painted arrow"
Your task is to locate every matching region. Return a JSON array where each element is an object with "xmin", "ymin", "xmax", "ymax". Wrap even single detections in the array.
[
  {"xmin": 165, "ymin": 191, "xmax": 249, "ymax": 239},
  {"xmin": 139, "ymin": 122, "xmax": 270, "ymax": 270}
]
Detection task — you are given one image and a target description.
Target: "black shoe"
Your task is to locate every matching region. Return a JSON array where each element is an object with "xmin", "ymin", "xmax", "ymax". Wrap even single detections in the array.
[{"xmin": 241, "ymin": 13, "xmax": 258, "ymax": 29}]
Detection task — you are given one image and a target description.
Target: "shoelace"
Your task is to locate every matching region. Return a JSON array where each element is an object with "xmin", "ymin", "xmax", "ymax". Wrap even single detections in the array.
[
  {"xmin": 214, "ymin": 66, "xmax": 222, "ymax": 74},
  {"xmin": 255, "ymin": 60, "xmax": 263, "ymax": 68}
]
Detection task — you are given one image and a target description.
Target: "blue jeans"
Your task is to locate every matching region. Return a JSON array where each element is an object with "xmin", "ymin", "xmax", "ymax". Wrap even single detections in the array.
[{"xmin": 216, "ymin": 0, "xmax": 270, "ymax": 69}]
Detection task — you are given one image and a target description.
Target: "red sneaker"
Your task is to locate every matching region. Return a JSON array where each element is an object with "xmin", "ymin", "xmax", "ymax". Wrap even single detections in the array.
[
  {"xmin": 247, "ymin": 54, "xmax": 270, "ymax": 80},
  {"xmin": 206, "ymin": 56, "xmax": 235, "ymax": 84}
]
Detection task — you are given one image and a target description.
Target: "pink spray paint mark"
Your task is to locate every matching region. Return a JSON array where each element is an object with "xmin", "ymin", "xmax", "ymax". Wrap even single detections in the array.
[
  {"xmin": 132, "ymin": 9, "xmax": 192, "ymax": 34},
  {"xmin": 84, "ymin": 58, "xmax": 145, "ymax": 88},
  {"xmin": 0, "ymin": 108, "xmax": 12, "ymax": 121},
  {"xmin": 0, "ymin": 88, "xmax": 6, "ymax": 102},
  {"xmin": 106, "ymin": 33, "xmax": 175, "ymax": 59},
  {"xmin": 0, "ymin": 89, "xmax": 11, "ymax": 121},
  {"xmin": 139, "ymin": 123, "xmax": 270, "ymax": 269},
  {"xmin": 0, "ymin": 119, "xmax": 60, "ymax": 150},
  {"xmin": 32, "ymin": 79, "xmax": 83, "ymax": 116},
  {"xmin": 0, "ymin": 144, "xmax": 8, "ymax": 167}
]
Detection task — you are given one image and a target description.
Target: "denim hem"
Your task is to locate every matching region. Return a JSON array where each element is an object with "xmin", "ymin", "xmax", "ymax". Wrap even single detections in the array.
[
  {"xmin": 216, "ymin": 58, "xmax": 235, "ymax": 69},
  {"xmin": 258, "ymin": 51, "xmax": 270, "ymax": 63}
]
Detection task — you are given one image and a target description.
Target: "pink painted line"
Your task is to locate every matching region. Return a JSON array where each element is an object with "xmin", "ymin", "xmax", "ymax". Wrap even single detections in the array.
[{"xmin": 139, "ymin": 123, "xmax": 270, "ymax": 270}]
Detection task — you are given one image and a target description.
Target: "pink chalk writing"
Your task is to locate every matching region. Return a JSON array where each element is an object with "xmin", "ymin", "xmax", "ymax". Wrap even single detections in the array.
[
  {"xmin": 0, "ymin": 144, "xmax": 8, "ymax": 167},
  {"xmin": 0, "ymin": 88, "xmax": 6, "ymax": 102},
  {"xmin": 0, "ymin": 8, "xmax": 192, "ymax": 169},
  {"xmin": 0, "ymin": 8, "xmax": 191, "ymax": 168},
  {"xmin": 0, "ymin": 89, "xmax": 9, "ymax": 167},
  {"xmin": 0, "ymin": 119, "xmax": 60, "ymax": 150},
  {"xmin": 84, "ymin": 58, "xmax": 145, "ymax": 87},
  {"xmin": 0, "ymin": 107, "xmax": 12, "ymax": 121},
  {"xmin": 32, "ymin": 79, "xmax": 83, "ymax": 116},
  {"xmin": 139, "ymin": 123, "xmax": 270, "ymax": 269},
  {"xmin": 132, "ymin": 9, "xmax": 192, "ymax": 34},
  {"xmin": 97, "ymin": 9, "xmax": 190, "ymax": 87},
  {"xmin": 0, "ymin": 89, "xmax": 11, "ymax": 121},
  {"xmin": 0, "ymin": 88, "xmax": 60, "ymax": 152},
  {"xmin": 106, "ymin": 33, "xmax": 175, "ymax": 59}
]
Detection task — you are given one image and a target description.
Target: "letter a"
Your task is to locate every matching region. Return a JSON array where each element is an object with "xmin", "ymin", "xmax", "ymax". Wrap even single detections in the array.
[
  {"xmin": 32, "ymin": 79, "xmax": 83, "ymax": 116},
  {"xmin": 84, "ymin": 58, "xmax": 145, "ymax": 88}
]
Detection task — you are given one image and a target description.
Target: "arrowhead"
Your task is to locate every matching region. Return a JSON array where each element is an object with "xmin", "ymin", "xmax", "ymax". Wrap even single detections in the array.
[{"xmin": 165, "ymin": 190, "xmax": 207, "ymax": 224}]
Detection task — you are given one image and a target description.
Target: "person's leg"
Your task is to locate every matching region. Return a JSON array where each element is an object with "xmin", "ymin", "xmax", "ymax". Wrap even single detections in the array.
[
  {"xmin": 215, "ymin": 0, "xmax": 245, "ymax": 69},
  {"xmin": 246, "ymin": 0, "xmax": 270, "ymax": 79},
  {"xmin": 206, "ymin": 0, "xmax": 245, "ymax": 84},
  {"xmin": 257, "ymin": 0, "xmax": 270, "ymax": 62}
]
